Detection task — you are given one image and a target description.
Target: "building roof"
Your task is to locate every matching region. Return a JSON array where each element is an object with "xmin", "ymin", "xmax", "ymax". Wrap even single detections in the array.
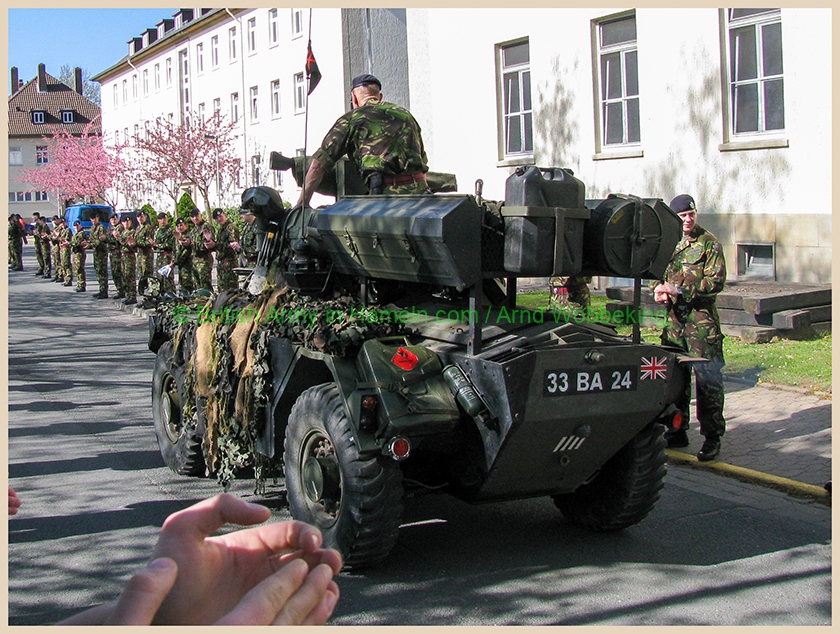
[{"xmin": 8, "ymin": 72, "xmax": 101, "ymax": 138}]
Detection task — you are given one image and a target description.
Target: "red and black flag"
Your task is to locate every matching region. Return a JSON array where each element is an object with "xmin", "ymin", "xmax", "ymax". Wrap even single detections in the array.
[{"xmin": 306, "ymin": 41, "xmax": 321, "ymax": 95}]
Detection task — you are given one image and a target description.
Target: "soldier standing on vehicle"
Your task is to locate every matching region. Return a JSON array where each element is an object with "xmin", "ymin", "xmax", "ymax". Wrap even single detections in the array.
[
  {"xmin": 154, "ymin": 213, "xmax": 176, "ymax": 294},
  {"xmin": 239, "ymin": 210, "xmax": 258, "ymax": 267},
  {"xmin": 70, "ymin": 220, "xmax": 88, "ymax": 292},
  {"xmin": 296, "ymin": 74, "xmax": 429, "ymax": 207},
  {"xmin": 55, "ymin": 218, "xmax": 73, "ymax": 286},
  {"xmin": 653, "ymin": 194, "xmax": 727, "ymax": 462},
  {"xmin": 212, "ymin": 208, "xmax": 240, "ymax": 292},
  {"xmin": 188, "ymin": 207, "xmax": 214, "ymax": 291},
  {"xmin": 50, "ymin": 216, "xmax": 63, "ymax": 282},
  {"xmin": 135, "ymin": 211, "xmax": 156, "ymax": 280},
  {"xmin": 173, "ymin": 217, "xmax": 196, "ymax": 295},
  {"xmin": 30, "ymin": 213, "xmax": 44, "ymax": 275},
  {"xmin": 89, "ymin": 212, "xmax": 109, "ymax": 298},
  {"xmin": 118, "ymin": 215, "xmax": 138, "ymax": 305},
  {"xmin": 36, "ymin": 215, "xmax": 52, "ymax": 278},
  {"xmin": 107, "ymin": 213, "xmax": 125, "ymax": 298}
]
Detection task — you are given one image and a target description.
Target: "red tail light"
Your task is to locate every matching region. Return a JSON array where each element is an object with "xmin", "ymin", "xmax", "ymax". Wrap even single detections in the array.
[
  {"xmin": 392, "ymin": 347, "xmax": 418, "ymax": 371},
  {"xmin": 672, "ymin": 412, "xmax": 683, "ymax": 430},
  {"xmin": 388, "ymin": 437, "xmax": 411, "ymax": 460}
]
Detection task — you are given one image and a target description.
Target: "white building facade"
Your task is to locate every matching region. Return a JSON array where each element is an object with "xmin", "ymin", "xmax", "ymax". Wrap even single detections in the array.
[{"xmin": 94, "ymin": 8, "xmax": 830, "ymax": 284}]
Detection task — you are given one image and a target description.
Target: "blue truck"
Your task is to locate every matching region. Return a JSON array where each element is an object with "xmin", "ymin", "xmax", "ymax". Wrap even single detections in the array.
[{"xmin": 64, "ymin": 204, "xmax": 113, "ymax": 234}]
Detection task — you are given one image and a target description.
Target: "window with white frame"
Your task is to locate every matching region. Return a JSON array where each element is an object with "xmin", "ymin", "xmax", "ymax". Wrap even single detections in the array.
[
  {"xmin": 123, "ymin": 79, "xmax": 128, "ymax": 101},
  {"xmin": 145, "ymin": 121, "xmax": 150, "ymax": 141},
  {"xmin": 725, "ymin": 8, "xmax": 784, "ymax": 136},
  {"xmin": 229, "ymin": 27, "xmax": 238, "ymax": 61},
  {"xmin": 196, "ymin": 42, "xmax": 204, "ymax": 74},
  {"xmin": 9, "ymin": 192, "xmax": 33, "ymax": 203},
  {"xmin": 250, "ymin": 86, "xmax": 259, "ymax": 120},
  {"xmin": 292, "ymin": 9, "xmax": 303, "ymax": 38},
  {"xmin": 32, "ymin": 110, "xmax": 46, "ymax": 124},
  {"xmin": 61, "ymin": 110, "xmax": 74, "ymax": 124},
  {"xmin": 166, "ymin": 58, "xmax": 173, "ymax": 86},
  {"xmin": 231, "ymin": 92, "xmax": 240, "ymax": 121},
  {"xmin": 134, "ymin": 124, "xmax": 140, "ymax": 140},
  {"xmin": 132, "ymin": 74, "xmax": 138, "ymax": 100},
  {"xmin": 155, "ymin": 63, "xmax": 161, "ymax": 91},
  {"xmin": 36, "ymin": 145, "xmax": 48, "ymax": 164},
  {"xmin": 124, "ymin": 127, "xmax": 129, "ymax": 143},
  {"xmin": 596, "ymin": 14, "xmax": 640, "ymax": 148},
  {"xmin": 271, "ymin": 79, "xmax": 281, "ymax": 117},
  {"xmin": 198, "ymin": 102, "xmax": 206, "ymax": 123},
  {"xmin": 213, "ymin": 97, "xmax": 221, "ymax": 122},
  {"xmin": 269, "ymin": 9, "xmax": 279, "ymax": 46},
  {"xmin": 113, "ymin": 84, "xmax": 119, "ymax": 107},
  {"xmin": 211, "ymin": 35, "xmax": 220, "ymax": 68},
  {"xmin": 34, "ymin": 191, "xmax": 48, "ymax": 202},
  {"xmin": 294, "ymin": 73, "xmax": 305, "ymax": 113},
  {"xmin": 9, "ymin": 147, "xmax": 22, "ymax": 165},
  {"xmin": 498, "ymin": 39, "xmax": 532, "ymax": 158},
  {"xmin": 143, "ymin": 69, "xmax": 149, "ymax": 95},
  {"xmin": 248, "ymin": 17, "xmax": 257, "ymax": 53}
]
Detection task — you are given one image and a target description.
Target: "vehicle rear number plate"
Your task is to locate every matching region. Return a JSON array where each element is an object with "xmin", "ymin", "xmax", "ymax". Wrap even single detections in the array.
[{"xmin": 543, "ymin": 366, "xmax": 637, "ymax": 396}]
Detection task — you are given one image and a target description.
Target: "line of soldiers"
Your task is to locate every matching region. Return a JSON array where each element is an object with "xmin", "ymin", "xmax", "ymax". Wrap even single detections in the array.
[{"xmin": 22, "ymin": 207, "xmax": 259, "ymax": 306}]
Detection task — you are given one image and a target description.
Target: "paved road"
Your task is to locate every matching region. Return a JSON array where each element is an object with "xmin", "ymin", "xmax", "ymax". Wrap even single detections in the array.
[{"xmin": 7, "ymin": 252, "xmax": 832, "ymax": 625}]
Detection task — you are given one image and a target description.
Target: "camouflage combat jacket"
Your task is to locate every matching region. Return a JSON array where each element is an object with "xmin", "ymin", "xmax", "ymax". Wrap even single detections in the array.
[
  {"xmin": 313, "ymin": 98, "xmax": 428, "ymax": 181},
  {"xmin": 70, "ymin": 228, "xmax": 88, "ymax": 253},
  {"xmin": 89, "ymin": 223, "xmax": 107, "ymax": 253},
  {"xmin": 154, "ymin": 225, "xmax": 175, "ymax": 254},
  {"xmin": 240, "ymin": 221, "xmax": 258, "ymax": 262},
  {"xmin": 135, "ymin": 222, "xmax": 155, "ymax": 253},
  {"xmin": 189, "ymin": 220, "xmax": 214, "ymax": 262},
  {"xmin": 107, "ymin": 223, "xmax": 123, "ymax": 252},
  {"xmin": 214, "ymin": 221, "xmax": 239, "ymax": 263}
]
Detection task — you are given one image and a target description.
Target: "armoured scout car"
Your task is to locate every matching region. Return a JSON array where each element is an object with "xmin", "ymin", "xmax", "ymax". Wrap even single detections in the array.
[{"xmin": 148, "ymin": 164, "xmax": 689, "ymax": 568}]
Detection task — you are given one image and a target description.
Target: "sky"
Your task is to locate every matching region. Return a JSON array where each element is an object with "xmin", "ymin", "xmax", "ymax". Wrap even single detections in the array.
[{"xmin": 8, "ymin": 8, "xmax": 177, "ymax": 87}]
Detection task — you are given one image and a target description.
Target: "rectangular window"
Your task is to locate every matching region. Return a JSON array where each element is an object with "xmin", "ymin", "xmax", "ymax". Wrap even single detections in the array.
[
  {"xmin": 36, "ymin": 146, "xmax": 48, "ymax": 164},
  {"xmin": 229, "ymin": 27, "xmax": 238, "ymax": 61},
  {"xmin": 250, "ymin": 86, "xmax": 259, "ymax": 120},
  {"xmin": 248, "ymin": 17, "xmax": 257, "ymax": 53},
  {"xmin": 143, "ymin": 69, "xmax": 149, "ymax": 95},
  {"xmin": 32, "ymin": 110, "xmax": 46, "ymax": 124},
  {"xmin": 596, "ymin": 14, "xmax": 640, "ymax": 148},
  {"xmin": 213, "ymin": 97, "xmax": 221, "ymax": 122},
  {"xmin": 154, "ymin": 63, "xmax": 161, "ymax": 91},
  {"xmin": 113, "ymin": 84, "xmax": 119, "ymax": 107},
  {"xmin": 271, "ymin": 79, "xmax": 281, "ymax": 117},
  {"xmin": 198, "ymin": 102, "xmax": 206, "ymax": 123},
  {"xmin": 132, "ymin": 74, "xmax": 138, "ymax": 100},
  {"xmin": 211, "ymin": 35, "xmax": 220, "ymax": 68},
  {"xmin": 498, "ymin": 40, "xmax": 533, "ymax": 158},
  {"xmin": 61, "ymin": 110, "xmax": 74, "ymax": 124},
  {"xmin": 166, "ymin": 58, "xmax": 173, "ymax": 86},
  {"xmin": 124, "ymin": 127, "xmax": 129, "ymax": 143},
  {"xmin": 269, "ymin": 9, "xmax": 279, "ymax": 46},
  {"xmin": 134, "ymin": 124, "xmax": 140, "ymax": 140},
  {"xmin": 34, "ymin": 191, "xmax": 48, "ymax": 202},
  {"xmin": 231, "ymin": 92, "xmax": 240, "ymax": 121},
  {"xmin": 726, "ymin": 8, "xmax": 784, "ymax": 136},
  {"xmin": 9, "ymin": 192, "xmax": 33, "ymax": 203},
  {"xmin": 294, "ymin": 73, "xmax": 305, "ymax": 113},
  {"xmin": 291, "ymin": 9, "xmax": 303, "ymax": 38},
  {"xmin": 9, "ymin": 147, "xmax": 22, "ymax": 165},
  {"xmin": 123, "ymin": 79, "xmax": 128, "ymax": 101},
  {"xmin": 196, "ymin": 42, "xmax": 204, "ymax": 74}
]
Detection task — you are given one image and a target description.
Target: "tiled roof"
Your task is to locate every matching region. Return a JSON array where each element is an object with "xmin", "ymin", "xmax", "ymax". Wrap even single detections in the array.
[{"xmin": 8, "ymin": 72, "xmax": 101, "ymax": 138}]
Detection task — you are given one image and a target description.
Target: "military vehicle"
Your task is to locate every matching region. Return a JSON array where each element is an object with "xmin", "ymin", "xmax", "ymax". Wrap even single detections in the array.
[{"xmin": 148, "ymin": 163, "xmax": 690, "ymax": 568}]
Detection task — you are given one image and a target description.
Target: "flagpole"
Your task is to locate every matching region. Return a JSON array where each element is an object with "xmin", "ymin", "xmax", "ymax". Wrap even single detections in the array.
[{"xmin": 301, "ymin": 8, "xmax": 314, "ymax": 208}]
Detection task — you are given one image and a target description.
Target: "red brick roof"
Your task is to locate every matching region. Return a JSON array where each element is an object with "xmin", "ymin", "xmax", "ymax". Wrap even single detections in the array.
[{"xmin": 8, "ymin": 72, "xmax": 101, "ymax": 138}]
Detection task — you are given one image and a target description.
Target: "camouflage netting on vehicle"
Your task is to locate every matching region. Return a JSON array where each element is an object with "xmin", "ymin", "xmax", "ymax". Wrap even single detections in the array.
[{"xmin": 156, "ymin": 284, "xmax": 412, "ymax": 489}]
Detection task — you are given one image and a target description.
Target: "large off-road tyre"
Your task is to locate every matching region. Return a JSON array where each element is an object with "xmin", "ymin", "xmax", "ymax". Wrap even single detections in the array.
[
  {"xmin": 285, "ymin": 383, "xmax": 404, "ymax": 569},
  {"xmin": 552, "ymin": 422, "xmax": 666, "ymax": 531},
  {"xmin": 152, "ymin": 341, "xmax": 206, "ymax": 477}
]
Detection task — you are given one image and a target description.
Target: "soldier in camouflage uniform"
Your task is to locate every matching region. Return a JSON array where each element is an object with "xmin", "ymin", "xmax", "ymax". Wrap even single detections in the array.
[
  {"xmin": 118, "ymin": 215, "xmax": 138, "ymax": 305},
  {"xmin": 653, "ymin": 194, "xmax": 727, "ymax": 462},
  {"xmin": 154, "ymin": 212, "xmax": 176, "ymax": 294},
  {"xmin": 548, "ymin": 275, "xmax": 592, "ymax": 310},
  {"xmin": 107, "ymin": 214, "xmax": 125, "ymax": 298},
  {"xmin": 88, "ymin": 212, "xmax": 109, "ymax": 298},
  {"xmin": 187, "ymin": 207, "xmax": 214, "ymax": 291},
  {"xmin": 69, "ymin": 220, "xmax": 88, "ymax": 292},
  {"xmin": 134, "ymin": 211, "xmax": 156, "ymax": 279},
  {"xmin": 211, "ymin": 208, "xmax": 240, "ymax": 292},
  {"xmin": 30, "ymin": 213, "xmax": 44, "ymax": 275},
  {"xmin": 297, "ymin": 74, "xmax": 429, "ymax": 207},
  {"xmin": 50, "ymin": 216, "xmax": 63, "ymax": 282},
  {"xmin": 36, "ymin": 216, "xmax": 52, "ymax": 278},
  {"xmin": 173, "ymin": 217, "xmax": 196, "ymax": 295},
  {"xmin": 8, "ymin": 215, "xmax": 25, "ymax": 271},
  {"xmin": 55, "ymin": 218, "xmax": 73, "ymax": 286},
  {"xmin": 239, "ymin": 210, "xmax": 258, "ymax": 267}
]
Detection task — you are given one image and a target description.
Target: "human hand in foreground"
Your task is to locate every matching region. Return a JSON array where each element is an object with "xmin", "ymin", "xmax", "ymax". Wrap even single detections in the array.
[
  {"xmin": 8, "ymin": 487, "xmax": 21, "ymax": 516},
  {"xmin": 653, "ymin": 282, "xmax": 679, "ymax": 303},
  {"xmin": 59, "ymin": 494, "xmax": 342, "ymax": 625}
]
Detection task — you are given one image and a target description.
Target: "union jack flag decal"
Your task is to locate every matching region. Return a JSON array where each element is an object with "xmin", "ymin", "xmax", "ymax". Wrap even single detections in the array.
[{"xmin": 640, "ymin": 356, "xmax": 668, "ymax": 380}]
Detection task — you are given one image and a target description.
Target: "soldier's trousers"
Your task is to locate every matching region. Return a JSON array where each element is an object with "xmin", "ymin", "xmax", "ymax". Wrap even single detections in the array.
[
  {"xmin": 122, "ymin": 253, "xmax": 137, "ymax": 299},
  {"xmin": 178, "ymin": 261, "xmax": 196, "ymax": 293},
  {"xmin": 138, "ymin": 249, "xmax": 155, "ymax": 279},
  {"xmin": 109, "ymin": 251, "xmax": 124, "ymax": 296},
  {"xmin": 193, "ymin": 256, "xmax": 213, "ymax": 291},
  {"xmin": 51, "ymin": 244, "xmax": 61, "ymax": 279},
  {"xmin": 216, "ymin": 259, "xmax": 239, "ymax": 292},
  {"xmin": 60, "ymin": 247, "xmax": 72, "ymax": 282},
  {"xmin": 40, "ymin": 242, "xmax": 51, "ymax": 276},
  {"xmin": 34, "ymin": 239, "xmax": 44, "ymax": 271},
  {"xmin": 676, "ymin": 359, "xmax": 726, "ymax": 440},
  {"xmin": 155, "ymin": 253, "xmax": 175, "ymax": 293},
  {"xmin": 93, "ymin": 250, "xmax": 108, "ymax": 294},
  {"xmin": 72, "ymin": 252, "xmax": 86, "ymax": 289}
]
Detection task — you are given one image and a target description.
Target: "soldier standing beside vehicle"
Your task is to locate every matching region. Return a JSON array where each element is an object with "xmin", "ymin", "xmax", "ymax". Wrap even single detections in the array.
[
  {"xmin": 188, "ymin": 207, "xmax": 214, "ymax": 291},
  {"xmin": 154, "ymin": 213, "xmax": 176, "ymax": 294},
  {"xmin": 36, "ymin": 215, "xmax": 52, "ymax": 278},
  {"xmin": 212, "ymin": 208, "xmax": 240, "ymax": 292},
  {"xmin": 70, "ymin": 220, "xmax": 88, "ymax": 292},
  {"xmin": 239, "ymin": 210, "xmax": 258, "ymax": 267},
  {"xmin": 173, "ymin": 217, "xmax": 196, "ymax": 295},
  {"xmin": 653, "ymin": 194, "xmax": 727, "ymax": 463},
  {"xmin": 89, "ymin": 212, "xmax": 109, "ymax": 298},
  {"xmin": 296, "ymin": 74, "xmax": 429, "ymax": 207},
  {"xmin": 135, "ymin": 211, "xmax": 156, "ymax": 279},
  {"xmin": 107, "ymin": 213, "xmax": 125, "ymax": 298},
  {"xmin": 118, "ymin": 215, "xmax": 138, "ymax": 305}
]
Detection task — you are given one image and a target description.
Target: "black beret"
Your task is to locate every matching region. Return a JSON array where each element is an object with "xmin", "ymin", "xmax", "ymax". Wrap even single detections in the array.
[
  {"xmin": 669, "ymin": 194, "xmax": 696, "ymax": 213},
  {"xmin": 351, "ymin": 74, "xmax": 381, "ymax": 90},
  {"xmin": 157, "ymin": 212, "xmax": 168, "ymax": 219},
  {"xmin": 212, "ymin": 208, "xmax": 224, "ymax": 219},
  {"xmin": 189, "ymin": 207, "xmax": 201, "ymax": 217}
]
